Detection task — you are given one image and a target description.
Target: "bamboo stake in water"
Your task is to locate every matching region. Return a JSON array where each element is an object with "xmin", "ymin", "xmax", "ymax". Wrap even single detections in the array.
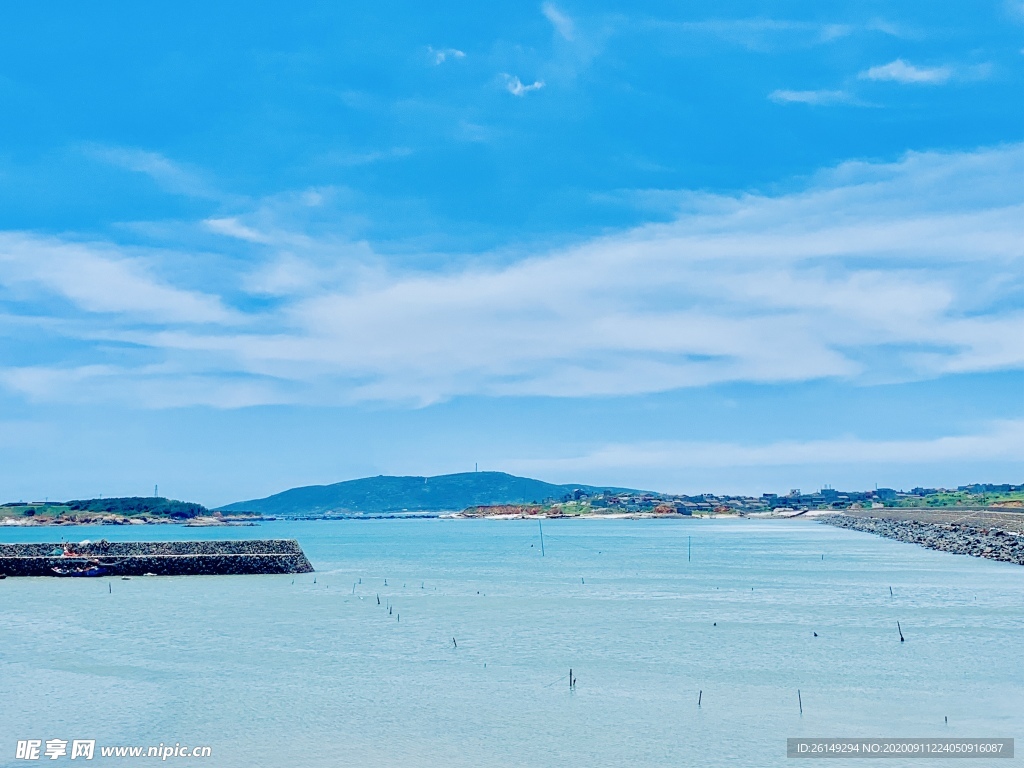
[
  {"xmin": 698, "ymin": 690, "xmax": 702, "ymax": 706},
  {"xmin": 539, "ymin": 520, "xmax": 545, "ymax": 557},
  {"xmin": 798, "ymin": 690, "xmax": 803, "ymax": 714},
  {"xmin": 688, "ymin": 536, "xmax": 691, "ymax": 562}
]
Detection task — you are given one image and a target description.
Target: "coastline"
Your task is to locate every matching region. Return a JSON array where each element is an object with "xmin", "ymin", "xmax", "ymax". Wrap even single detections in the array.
[{"xmin": 0, "ymin": 514, "xmax": 261, "ymax": 528}]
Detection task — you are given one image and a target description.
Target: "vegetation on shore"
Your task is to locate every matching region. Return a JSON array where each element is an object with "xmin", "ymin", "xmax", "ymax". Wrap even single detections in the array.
[
  {"xmin": 890, "ymin": 490, "xmax": 1024, "ymax": 508},
  {"xmin": 0, "ymin": 497, "xmax": 258, "ymax": 526},
  {"xmin": 457, "ymin": 500, "xmax": 738, "ymax": 518}
]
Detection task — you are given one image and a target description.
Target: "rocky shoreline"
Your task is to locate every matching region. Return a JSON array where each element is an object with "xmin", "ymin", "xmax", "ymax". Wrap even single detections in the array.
[
  {"xmin": 0, "ymin": 539, "xmax": 314, "ymax": 576},
  {"xmin": 821, "ymin": 514, "xmax": 1024, "ymax": 566},
  {"xmin": 0, "ymin": 513, "xmax": 261, "ymax": 527}
]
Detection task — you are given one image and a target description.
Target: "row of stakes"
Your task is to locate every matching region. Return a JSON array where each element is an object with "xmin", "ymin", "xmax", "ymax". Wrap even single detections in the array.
[{"xmin": 279, "ymin": 555, "xmax": 913, "ymax": 707}]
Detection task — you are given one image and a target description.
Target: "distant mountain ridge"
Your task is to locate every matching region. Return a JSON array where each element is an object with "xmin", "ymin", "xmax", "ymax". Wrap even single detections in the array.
[{"xmin": 217, "ymin": 471, "xmax": 644, "ymax": 516}]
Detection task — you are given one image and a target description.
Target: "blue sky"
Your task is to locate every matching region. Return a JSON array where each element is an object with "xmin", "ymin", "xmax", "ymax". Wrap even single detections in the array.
[{"xmin": 1, "ymin": 1, "xmax": 1022, "ymax": 505}]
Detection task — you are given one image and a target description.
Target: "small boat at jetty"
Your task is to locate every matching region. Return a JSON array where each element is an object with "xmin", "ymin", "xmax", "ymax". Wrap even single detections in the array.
[
  {"xmin": 51, "ymin": 564, "xmax": 113, "ymax": 577},
  {"xmin": 50, "ymin": 542, "xmax": 122, "ymax": 576}
]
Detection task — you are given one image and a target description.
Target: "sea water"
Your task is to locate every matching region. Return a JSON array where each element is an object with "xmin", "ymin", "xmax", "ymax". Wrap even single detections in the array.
[{"xmin": 1, "ymin": 519, "xmax": 1022, "ymax": 767}]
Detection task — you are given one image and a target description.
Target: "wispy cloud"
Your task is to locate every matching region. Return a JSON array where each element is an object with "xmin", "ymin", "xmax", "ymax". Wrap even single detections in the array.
[
  {"xmin": 645, "ymin": 17, "xmax": 905, "ymax": 52},
  {"xmin": 1, "ymin": 144, "xmax": 1022, "ymax": 408},
  {"xmin": 427, "ymin": 46, "xmax": 465, "ymax": 65},
  {"xmin": 542, "ymin": 2, "xmax": 575, "ymax": 41},
  {"xmin": 769, "ymin": 89, "xmax": 857, "ymax": 106},
  {"xmin": 865, "ymin": 59, "xmax": 993, "ymax": 85},
  {"xmin": 205, "ymin": 217, "xmax": 273, "ymax": 244},
  {"xmin": 860, "ymin": 59, "xmax": 954, "ymax": 84},
  {"xmin": 84, "ymin": 145, "xmax": 223, "ymax": 200},
  {"xmin": 321, "ymin": 146, "xmax": 414, "ymax": 166},
  {"xmin": 0, "ymin": 232, "xmax": 232, "ymax": 324},
  {"xmin": 507, "ymin": 420, "xmax": 1024, "ymax": 475},
  {"xmin": 503, "ymin": 74, "xmax": 545, "ymax": 96}
]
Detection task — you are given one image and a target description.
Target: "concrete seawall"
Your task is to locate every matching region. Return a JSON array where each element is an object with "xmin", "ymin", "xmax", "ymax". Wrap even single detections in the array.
[
  {"xmin": 0, "ymin": 539, "xmax": 314, "ymax": 576},
  {"xmin": 821, "ymin": 514, "xmax": 1024, "ymax": 566}
]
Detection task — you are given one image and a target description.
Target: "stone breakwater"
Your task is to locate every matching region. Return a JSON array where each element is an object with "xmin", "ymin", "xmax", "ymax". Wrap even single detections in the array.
[
  {"xmin": 0, "ymin": 539, "xmax": 314, "ymax": 576},
  {"xmin": 821, "ymin": 514, "xmax": 1024, "ymax": 566}
]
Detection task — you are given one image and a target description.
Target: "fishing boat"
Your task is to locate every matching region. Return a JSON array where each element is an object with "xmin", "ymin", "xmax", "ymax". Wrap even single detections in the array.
[
  {"xmin": 51, "ymin": 557, "xmax": 123, "ymax": 577},
  {"xmin": 51, "ymin": 563, "xmax": 112, "ymax": 577}
]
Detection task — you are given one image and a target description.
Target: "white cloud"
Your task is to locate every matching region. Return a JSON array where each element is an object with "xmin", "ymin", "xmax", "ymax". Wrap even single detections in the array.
[
  {"xmin": 322, "ymin": 146, "xmax": 414, "ymax": 166},
  {"xmin": 0, "ymin": 363, "xmax": 293, "ymax": 409},
  {"xmin": 503, "ymin": 420, "xmax": 1024, "ymax": 475},
  {"xmin": 0, "ymin": 232, "xmax": 232, "ymax": 324},
  {"xmin": 85, "ymin": 146, "xmax": 222, "ymax": 199},
  {"xmin": 1, "ymin": 144, "xmax": 1023, "ymax": 408},
  {"xmin": 648, "ymin": 17, "xmax": 904, "ymax": 52},
  {"xmin": 427, "ymin": 46, "xmax": 466, "ymax": 65},
  {"xmin": 503, "ymin": 74, "xmax": 545, "ymax": 96},
  {"xmin": 859, "ymin": 58, "xmax": 954, "ymax": 84},
  {"xmin": 542, "ymin": 2, "xmax": 575, "ymax": 40},
  {"xmin": 205, "ymin": 217, "xmax": 273, "ymax": 244},
  {"xmin": 769, "ymin": 89, "xmax": 856, "ymax": 105}
]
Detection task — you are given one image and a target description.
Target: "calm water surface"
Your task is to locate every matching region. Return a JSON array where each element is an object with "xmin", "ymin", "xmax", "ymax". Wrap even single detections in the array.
[{"xmin": 1, "ymin": 519, "xmax": 1021, "ymax": 767}]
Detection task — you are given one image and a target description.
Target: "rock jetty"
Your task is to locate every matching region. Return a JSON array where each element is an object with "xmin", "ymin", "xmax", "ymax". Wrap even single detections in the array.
[
  {"xmin": 0, "ymin": 539, "xmax": 314, "ymax": 577},
  {"xmin": 822, "ymin": 514, "xmax": 1024, "ymax": 566}
]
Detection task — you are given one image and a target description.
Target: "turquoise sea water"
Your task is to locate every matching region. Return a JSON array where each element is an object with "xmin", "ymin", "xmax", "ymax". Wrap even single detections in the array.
[{"xmin": 1, "ymin": 519, "xmax": 1022, "ymax": 767}]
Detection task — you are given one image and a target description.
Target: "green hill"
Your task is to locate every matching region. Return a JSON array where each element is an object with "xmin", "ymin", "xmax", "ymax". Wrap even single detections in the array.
[
  {"xmin": 217, "ymin": 471, "xmax": 642, "ymax": 516},
  {"xmin": 0, "ymin": 497, "xmax": 208, "ymax": 521}
]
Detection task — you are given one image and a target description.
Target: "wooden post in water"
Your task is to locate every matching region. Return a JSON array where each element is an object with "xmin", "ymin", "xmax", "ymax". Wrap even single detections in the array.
[
  {"xmin": 897, "ymin": 621, "xmax": 905, "ymax": 642},
  {"xmin": 569, "ymin": 668, "xmax": 572, "ymax": 690},
  {"xmin": 698, "ymin": 690, "xmax": 702, "ymax": 706},
  {"xmin": 798, "ymin": 689, "xmax": 803, "ymax": 714},
  {"xmin": 539, "ymin": 521, "xmax": 545, "ymax": 557},
  {"xmin": 688, "ymin": 536, "xmax": 691, "ymax": 562}
]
